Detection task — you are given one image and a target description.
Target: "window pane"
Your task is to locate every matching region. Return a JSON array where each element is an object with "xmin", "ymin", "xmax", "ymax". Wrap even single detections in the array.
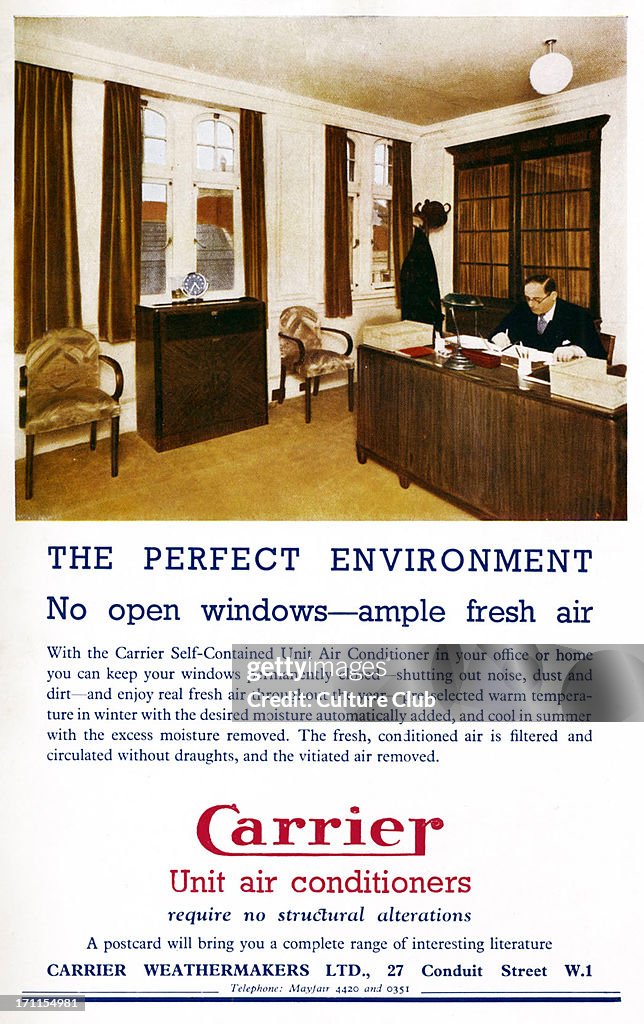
[
  {"xmin": 197, "ymin": 119, "xmax": 235, "ymax": 173},
  {"xmin": 197, "ymin": 120, "xmax": 215, "ymax": 145},
  {"xmin": 143, "ymin": 183, "xmax": 166, "ymax": 203},
  {"xmin": 374, "ymin": 142, "xmax": 386, "ymax": 185},
  {"xmin": 196, "ymin": 188, "xmax": 234, "ymax": 290},
  {"xmin": 142, "ymin": 109, "xmax": 166, "ymax": 165},
  {"xmin": 144, "ymin": 137, "xmax": 166, "ymax": 165},
  {"xmin": 374, "ymin": 141, "xmax": 392, "ymax": 187},
  {"xmin": 143, "ymin": 108, "xmax": 165, "ymax": 138},
  {"xmin": 217, "ymin": 148, "xmax": 234, "ymax": 173},
  {"xmin": 216, "ymin": 122, "xmax": 234, "ymax": 149},
  {"xmin": 197, "ymin": 145, "xmax": 215, "ymax": 171},
  {"xmin": 347, "ymin": 138, "xmax": 355, "ymax": 183},
  {"xmin": 141, "ymin": 183, "xmax": 167, "ymax": 295},
  {"xmin": 371, "ymin": 198, "xmax": 392, "ymax": 284}
]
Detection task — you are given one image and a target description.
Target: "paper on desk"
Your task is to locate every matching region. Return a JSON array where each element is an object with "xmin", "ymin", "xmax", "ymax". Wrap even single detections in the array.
[
  {"xmin": 452, "ymin": 334, "xmax": 495, "ymax": 351},
  {"xmin": 504, "ymin": 344, "xmax": 554, "ymax": 364}
]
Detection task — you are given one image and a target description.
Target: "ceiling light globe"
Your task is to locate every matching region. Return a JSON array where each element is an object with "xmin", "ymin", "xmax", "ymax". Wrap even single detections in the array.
[{"xmin": 529, "ymin": 51, "xmax": 574, "ymax": 95}]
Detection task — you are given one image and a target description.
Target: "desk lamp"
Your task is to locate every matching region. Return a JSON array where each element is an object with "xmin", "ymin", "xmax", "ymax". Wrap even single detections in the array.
[{"xmin": 442, "ymin": 293, "xmax": 485, "ymax": 370}]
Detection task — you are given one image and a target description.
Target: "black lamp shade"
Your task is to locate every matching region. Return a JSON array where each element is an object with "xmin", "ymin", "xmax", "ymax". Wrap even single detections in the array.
[{"xmin": 442, "ymin": 293, "xmax": 484, "ymax": 309}]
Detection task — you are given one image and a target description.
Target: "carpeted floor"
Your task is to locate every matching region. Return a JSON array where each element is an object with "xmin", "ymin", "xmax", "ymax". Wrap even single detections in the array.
[{"xmin": 15, "ymin": 386, "xmax": 477, "ymax": 522}]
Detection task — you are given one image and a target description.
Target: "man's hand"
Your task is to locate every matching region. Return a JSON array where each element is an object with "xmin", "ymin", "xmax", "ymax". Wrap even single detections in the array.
[{"xmin": 554, "ymin": 345, "xmax": 586, "ymax": 362}]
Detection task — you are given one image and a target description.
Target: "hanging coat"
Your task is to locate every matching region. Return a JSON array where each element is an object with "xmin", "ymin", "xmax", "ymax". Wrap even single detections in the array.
[{"xmin": 400, "ymin": 226, "xmax": 443, "ymax": 330}]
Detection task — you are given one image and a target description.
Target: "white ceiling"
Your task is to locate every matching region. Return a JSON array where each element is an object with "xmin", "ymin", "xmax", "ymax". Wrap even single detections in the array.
[{"xmin": 20, "ymin": 16, "xmax": 627, "ymax": 126}]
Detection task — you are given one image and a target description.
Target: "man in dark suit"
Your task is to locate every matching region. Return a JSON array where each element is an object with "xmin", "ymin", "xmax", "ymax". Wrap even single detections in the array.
[{"xmin": 490, "ymin": 274, "xmax": 606, "ymax": 360}]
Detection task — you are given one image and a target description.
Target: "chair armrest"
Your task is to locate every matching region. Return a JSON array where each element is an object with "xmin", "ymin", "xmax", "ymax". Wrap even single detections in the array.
[
  {"xmin": 320, "ymin": 326, "xmax": 353, "ymax": 356},
  {"xmin": 99, "ymin": 354, "xmax": 124, "ymax": 401},
  {"xmin": 18, "ymin": 365, "xmax": 27, "ymax": 428},
  {"xmin": 608, "ymin": 363, "xmax": 627, "ymax": 378},
  {"xmin": 278, "ymin": 331, "xmax": 307, "ymax": 363}
]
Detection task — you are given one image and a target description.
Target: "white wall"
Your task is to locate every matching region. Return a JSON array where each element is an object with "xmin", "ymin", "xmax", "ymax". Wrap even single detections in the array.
[{"xmin": 13, "ymin": 22, "xmax": 627, "ymax": 459}]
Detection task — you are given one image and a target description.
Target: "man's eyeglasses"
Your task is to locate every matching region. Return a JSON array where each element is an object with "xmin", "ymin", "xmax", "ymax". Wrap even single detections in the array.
[{"xmin": 524, "ymin": 294, "xmax": 550, "ymax": 306}]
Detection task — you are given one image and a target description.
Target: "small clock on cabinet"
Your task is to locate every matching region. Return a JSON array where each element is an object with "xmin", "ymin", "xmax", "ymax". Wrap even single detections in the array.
[{"xmin": 181, "ymin": 272, "xmax": 209, "ymax": 300}]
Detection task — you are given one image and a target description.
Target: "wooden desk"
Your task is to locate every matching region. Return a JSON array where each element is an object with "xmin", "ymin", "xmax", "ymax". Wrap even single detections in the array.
[{"xmin": 356, "ymin": 344, "xmax": 626, "ymax": 520}]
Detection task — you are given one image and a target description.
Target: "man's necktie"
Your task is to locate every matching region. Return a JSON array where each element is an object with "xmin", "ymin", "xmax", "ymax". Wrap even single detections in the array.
[{"xmin": 537, "ymin": 315, "xmax": 547, "ymax": 335}]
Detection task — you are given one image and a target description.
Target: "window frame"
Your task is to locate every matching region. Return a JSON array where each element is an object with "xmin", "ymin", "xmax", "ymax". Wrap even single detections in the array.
[
  {"xmin": 142, "ymin": 106, "xmax": 169, "ymax": 169},
  {"xmin": 447, "ymin": 115, "xmax": 609, "ymax": 321},
  {"xmin": 141, "ymin": 178, "xmax": 172, "ymax": 298},
  {"xmin": 139, "ymin": 99, "xmax": 243, "ymax": 303},
  {"xmin": 192, "ymin": 112, "xmax": 242, "ymax": 300},
  {"xmin": 346, "ymin": 132, "xmax": 396, "ymax": 296},
  {"xmin": 140, "ymin": 105, "xmax": 172, "ymax": 300},
  {"xmin": 195, "ymin": 115, "xmax": 236, "ymax": 176},
  {"xmin": 371, "ymin": 139, "xmax": 394, "ymax": 289}
]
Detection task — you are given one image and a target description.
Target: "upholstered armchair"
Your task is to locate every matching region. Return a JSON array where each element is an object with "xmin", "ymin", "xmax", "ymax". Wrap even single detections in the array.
[
  {"xmin": 19, "ymin": 327, "xmax": 123, "ymax": 499},
  {"xmin": 277, "ymin": 306, "xmax": 354, "ymax": 423}
]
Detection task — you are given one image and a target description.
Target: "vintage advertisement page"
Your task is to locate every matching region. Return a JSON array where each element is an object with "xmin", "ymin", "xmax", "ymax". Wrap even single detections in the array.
[{"xmin": 2, "ymin": 3, "xmax": 643, "ymax": 1024}]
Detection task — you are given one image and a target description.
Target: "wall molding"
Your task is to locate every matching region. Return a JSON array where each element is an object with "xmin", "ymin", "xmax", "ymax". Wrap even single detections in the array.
[{"xmin": 15, "ymin": 23, "xmax": 421, "ymax": 142}]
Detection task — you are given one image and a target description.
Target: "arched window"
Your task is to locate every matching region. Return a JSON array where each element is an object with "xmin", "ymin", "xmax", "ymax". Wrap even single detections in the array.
[
  {"xmin": 142, "ymin": 107, "xmax": 167, "ymax": 166},
  {"xmin": 139, "ymin": 101, "xmax": 242, "ymax": 300},
  {"xmin": 196, "ymin": 117, "xmax": 235, "ymax": 173},
  {"xmin": 373, "ymin": 140, "xmax": 392, "ymax": 187},
  {"xmin": 344, "ymin": 133, "xmax": 395, "ymax": 293}
]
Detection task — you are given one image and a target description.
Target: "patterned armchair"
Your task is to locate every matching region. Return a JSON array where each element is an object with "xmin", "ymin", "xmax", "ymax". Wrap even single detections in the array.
[
  {"xmin": 277, "ymin": 306, "xmax": 354, "ymax": 423},
  {"xmin": 18, "ymin": 327, "xmax": 123, "ymax": 499}
]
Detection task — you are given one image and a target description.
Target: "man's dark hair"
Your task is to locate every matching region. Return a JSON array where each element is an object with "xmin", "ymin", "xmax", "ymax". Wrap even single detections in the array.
[{"xmin": 525, "ymin": 273, "xmax": 557, "ymax": 294}]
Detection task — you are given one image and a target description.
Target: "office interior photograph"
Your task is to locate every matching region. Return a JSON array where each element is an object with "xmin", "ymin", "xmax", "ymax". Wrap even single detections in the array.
[{"xmin": 11, "ymin": 15, "xmax": 627, "ymax": 521}]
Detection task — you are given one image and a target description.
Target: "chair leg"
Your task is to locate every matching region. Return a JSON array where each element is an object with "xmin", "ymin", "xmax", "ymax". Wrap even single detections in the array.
[
  {"xmin": 347, "ymin": 367, "xmax": 355, "ymax": 412},
  {"xmin": 111, "ymin": 417, "xmax": 120, "ymax": 477},
  {"xmin": 90, "ymin": 421, "xmax": 97, "ymax": 450},
  {"xmin": 312, "ymin": 376, "xmax": 321, "ymax": 396},
  {"xmin": 278, "ymin": 365, "xmax": 286, "ymax": 404},
  {"xmin": 304, "ymin": 379, "xmax": 312, "ymax": 423},
  {"xmin": 25, "ymin": 434, "xmax": 35, "ymax": 500}
]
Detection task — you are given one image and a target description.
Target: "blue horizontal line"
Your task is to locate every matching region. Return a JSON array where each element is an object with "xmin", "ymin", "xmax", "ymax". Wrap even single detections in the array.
[{"xmin": 73, "ymin": 996, "xmax": 621, "ymax": 1004}]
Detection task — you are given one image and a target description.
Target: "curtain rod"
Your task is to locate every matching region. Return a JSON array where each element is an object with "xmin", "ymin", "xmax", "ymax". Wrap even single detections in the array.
[{"xmin": 328, "ymin": 123, "xmax": 412, "ymax": 144}]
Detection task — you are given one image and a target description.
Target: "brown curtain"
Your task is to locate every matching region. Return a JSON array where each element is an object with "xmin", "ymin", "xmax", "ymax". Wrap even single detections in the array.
[
  {"xmin": 14, "ymin": 62, "xmax": 81, "ymax": 353},
  {"xmin": 392, "ymin": 139, "xmax": 413, "ymax": 309},
  {"xmin": 98, "ymin": 82, "xmax": 142, "ymax": 343},
  {"xmin": 239, "ymin": 108, "xmax": 268, "ymax": 305},
  {"xmin": 324, "ymin": 125, "xmax": 352, "ymax": 318}
]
